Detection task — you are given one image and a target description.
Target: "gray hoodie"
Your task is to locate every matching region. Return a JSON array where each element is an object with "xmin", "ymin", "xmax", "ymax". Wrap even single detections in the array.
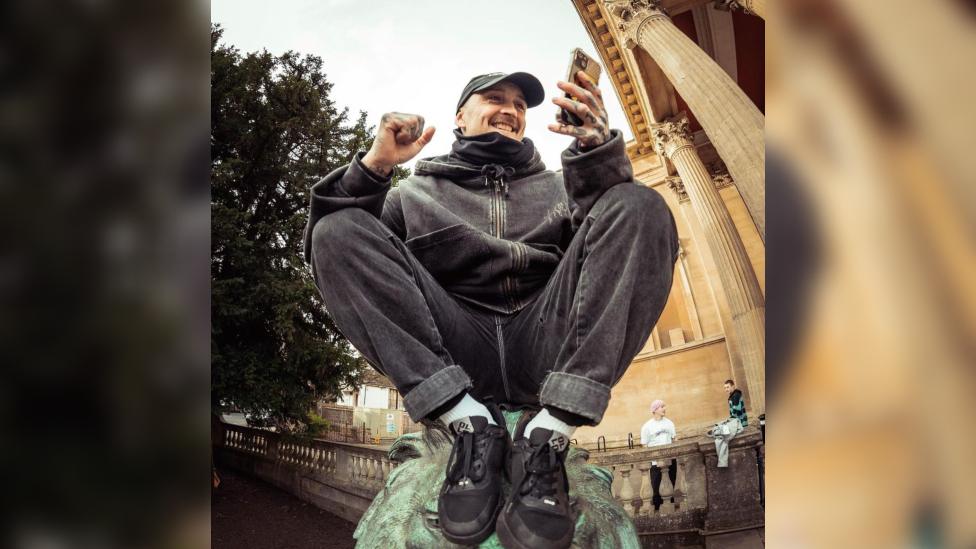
[{"xmin": 304, "ymin": 129, "xmax": 634, "ymax": 314}]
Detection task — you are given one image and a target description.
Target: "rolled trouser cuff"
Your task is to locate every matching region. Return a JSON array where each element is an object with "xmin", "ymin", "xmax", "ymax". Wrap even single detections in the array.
[
  {"xmin": 539, "ymin": 372, "xmax": 612, "ymax": 426},
  {"xmin": 402, "ymin": 365, "xmax": 473, "ymax": 421}
]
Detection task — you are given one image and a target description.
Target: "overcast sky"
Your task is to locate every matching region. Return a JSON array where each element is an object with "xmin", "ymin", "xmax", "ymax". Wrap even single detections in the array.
[{"xmin": 211, "ymin": 0, "xmax": 634, "ymax": 171}]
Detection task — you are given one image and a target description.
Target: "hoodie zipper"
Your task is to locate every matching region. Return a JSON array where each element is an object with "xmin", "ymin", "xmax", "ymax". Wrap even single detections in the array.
[
  {"xmin": 487, "ymin": 174, "xmax": 522, "ymax": 313},
  {"xmin": 486, "ymin": 174, "xmax": 513, "ymax": 401},
  {"xmin": 487, "ymin": 175, "xmax": 505, "ymax": 238}
]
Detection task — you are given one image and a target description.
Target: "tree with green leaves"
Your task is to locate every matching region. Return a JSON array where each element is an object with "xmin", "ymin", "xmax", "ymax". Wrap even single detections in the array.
[{"xmin": 211, "ymin": 25, "xmax": 399, "ymax": 431}]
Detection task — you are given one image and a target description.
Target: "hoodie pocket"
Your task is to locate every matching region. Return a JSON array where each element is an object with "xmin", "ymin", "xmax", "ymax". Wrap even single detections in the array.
[{"xmin": 405, "ymin": 224, "xmax": 491, "ymax": 287}]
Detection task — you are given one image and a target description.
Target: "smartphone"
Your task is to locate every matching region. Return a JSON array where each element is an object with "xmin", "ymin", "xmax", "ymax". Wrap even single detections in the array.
[{"xmin": 559, "ymin": 48, "xmax": 603, "ymax": 126}]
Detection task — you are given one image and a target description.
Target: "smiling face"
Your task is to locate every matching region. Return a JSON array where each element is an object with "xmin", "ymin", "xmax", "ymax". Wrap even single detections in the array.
[{"xmin": 455, "ymin": 81, "xmax": 527, "ymax": 141}]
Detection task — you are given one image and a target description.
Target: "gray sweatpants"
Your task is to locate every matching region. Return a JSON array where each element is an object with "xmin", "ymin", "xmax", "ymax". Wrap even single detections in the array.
[
  {"xmin": 310, "ymin": 183, "xmax": 678, "ymax": 424},
  {"xmin": 710, "ymin": 418, "xmax": 744, "ymax": 467}
]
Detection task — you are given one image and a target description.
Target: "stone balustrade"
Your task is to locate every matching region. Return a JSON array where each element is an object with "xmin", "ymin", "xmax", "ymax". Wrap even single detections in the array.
[
  {"xmin": 588, "ymin": 427, "xmax": 764, "ymax": 546},
  {"xmin": 215, "ymin": 421, "xmax": 764, "ymax": 545},
  {"xmin": 214, "ymin": 421, "xmax": 394, "ymax": 523}
]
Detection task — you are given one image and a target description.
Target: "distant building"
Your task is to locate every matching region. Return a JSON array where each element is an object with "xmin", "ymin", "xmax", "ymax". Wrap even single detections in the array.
[
  {"xmin": 321, "ymin": 367, "xmax": 420, "ymax": 443},
  {"xmin": 335, "ymin": 367, "xmax": 404, "ymax": 410}
]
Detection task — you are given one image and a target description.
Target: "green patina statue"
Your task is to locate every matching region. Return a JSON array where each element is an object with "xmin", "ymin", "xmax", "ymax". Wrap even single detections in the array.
[{"xmin": 354, "ymin": 411, "xmax": 640, "ymax": 548}]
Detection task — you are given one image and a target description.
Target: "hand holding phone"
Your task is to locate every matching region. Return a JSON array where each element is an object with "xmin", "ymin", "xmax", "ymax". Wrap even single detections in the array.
[
  {"xmin": 559, "ymin": 48, "xmax": 602, "ymax": 126},
  {"xmin": 550, "ymin": 48, "xmax": 611, "ymax": 148}
]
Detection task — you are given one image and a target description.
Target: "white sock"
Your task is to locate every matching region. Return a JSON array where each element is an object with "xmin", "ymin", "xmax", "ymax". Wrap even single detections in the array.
[
  {"xmin": 438, "ymin": 393, "xmax": 497, "ymax": 428},
  {"xmin": 525, "ymin": 408, "xmax": 577, "ymax": 441}
]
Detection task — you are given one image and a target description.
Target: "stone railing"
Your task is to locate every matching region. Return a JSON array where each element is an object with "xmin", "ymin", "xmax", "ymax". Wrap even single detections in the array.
[
  {"xmin": 214, "ymin": 421, "xmax": 393, "ymax": 523},
  {"xmin": 215, "ymin": 420, "xmax": 764, "ymax": 545},
  {"xmin": 588, "ymin": 427, "xmax": 764, "ymax": 547}
]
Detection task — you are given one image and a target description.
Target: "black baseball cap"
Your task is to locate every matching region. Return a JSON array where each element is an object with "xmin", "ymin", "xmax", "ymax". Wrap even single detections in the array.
[{"xmin": 456, "ymin": 72, "xmax": 545, "ymax": 113}]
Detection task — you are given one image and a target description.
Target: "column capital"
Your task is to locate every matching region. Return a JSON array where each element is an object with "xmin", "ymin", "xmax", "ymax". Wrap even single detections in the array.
[
  {"xmin": 713, "ymin": 0, "xmax": 755, "ymax": 16},
  {"xmin": 604, "ymin": 0, "xmax": 669, "ymax": 46},
  {"xmin": 666, "ymin": 176, "xmax": 689, "ymax": 202},
  {"xmin": 651, "ymin": 115, "xmax": 693, "ymax": 159}
]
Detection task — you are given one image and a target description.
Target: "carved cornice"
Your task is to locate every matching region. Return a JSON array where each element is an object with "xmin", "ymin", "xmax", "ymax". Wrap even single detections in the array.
[
  {"xmin": 713, "ymin": 0, "xmax": 754, "ymax": 15},
  {"xmin": 573, "ymin": 0, "xmax": 657, "ymax": 158},
  {"xmin": 666, "ymin": 176, "xmax": 689, "ymax": 202},
  {"xmin": 705, "ymin": 158, "xmax": 727, "ymax": 176},
  {"xmin": 604, "ymin": 0, "xmax": 670, "ymax": 46},
  {"xmin": 712, "ymin": 173, "xmax": 734, "ymax": 190},
  {"xmin": 706, "ymin": 158, "xmax": 734, "ymax": 190},
  {"xmin": 651, "ymin": 115, "xmax": 693, "ymax": 158}
]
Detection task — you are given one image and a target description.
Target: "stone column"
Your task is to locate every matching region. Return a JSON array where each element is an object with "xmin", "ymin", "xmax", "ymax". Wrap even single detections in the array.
[
  {"xmin": 714, "ymin": 0, "xmax": 765, "ymax": 20},
  {"xmin": 676, "ymin": 244, "xmax": 705, "ymax": 340},
  {"xmin": 653, "ymin": 115, "xmax": 765, "ymax": 413},
  {"xmin": 606, "ymin": 0, "xmax": 765, "ymax": 241}
]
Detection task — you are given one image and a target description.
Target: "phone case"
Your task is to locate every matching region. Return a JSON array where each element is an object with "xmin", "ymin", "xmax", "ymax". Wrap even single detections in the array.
[{"xmin": 560, "ymin": 48, "xmax": 603, "ymax": 126}]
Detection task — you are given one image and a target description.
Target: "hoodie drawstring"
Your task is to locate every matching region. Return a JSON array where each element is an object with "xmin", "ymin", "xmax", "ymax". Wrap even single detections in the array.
[{"xmin": 481, "ymin": 164, "xmax": 515, "ymax": 197}]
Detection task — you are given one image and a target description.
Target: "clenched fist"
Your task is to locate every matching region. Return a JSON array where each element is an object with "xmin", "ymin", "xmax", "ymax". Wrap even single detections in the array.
[{"xmin": 362, "ymin": 112, "xmax": 436, "ymax": 177}]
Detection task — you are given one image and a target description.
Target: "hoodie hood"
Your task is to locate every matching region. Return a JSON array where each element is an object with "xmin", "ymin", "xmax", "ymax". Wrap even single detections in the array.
[{"xmin": 413, "ymin": 146, "xmax": 547, "ymax": 186}]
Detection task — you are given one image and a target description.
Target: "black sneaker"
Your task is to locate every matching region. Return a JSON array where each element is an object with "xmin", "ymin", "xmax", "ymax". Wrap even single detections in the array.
[
  {"xmin": 496, "ymin": 423, "xmax": 575, "ymax": 549},
  {"xmin": 504, "ymin": 409, "xmax": 539, "ymax": 491},
  {"xmin": 438, "ymin": 412, "xmax": 508, "ymax": 545}
]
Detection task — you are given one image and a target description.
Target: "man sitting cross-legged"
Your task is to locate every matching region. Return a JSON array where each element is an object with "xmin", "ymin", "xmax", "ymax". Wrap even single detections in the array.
[{"xmin": 305, "ymin": 69, "xmax": 678, "ymax": 548}]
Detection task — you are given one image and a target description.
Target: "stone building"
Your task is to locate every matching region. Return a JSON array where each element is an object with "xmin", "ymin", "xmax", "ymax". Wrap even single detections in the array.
[{"xmin": 570, "ymin": 0, "xmax": 765, "ymax": 446}]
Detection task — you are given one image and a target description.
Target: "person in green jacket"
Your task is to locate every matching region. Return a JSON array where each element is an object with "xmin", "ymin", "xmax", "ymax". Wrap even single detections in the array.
[
  {"xmin": 725, "ymin": 379, "xmax": 748, "ymax": 428},
  {"xmin": 709, "ymin": 379, "xmax": 748, "ymax": 468}
]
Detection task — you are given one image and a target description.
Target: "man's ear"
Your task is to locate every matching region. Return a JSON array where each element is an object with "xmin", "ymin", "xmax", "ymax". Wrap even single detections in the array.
[{"xmin": 455, "ymin": 109, "xmax": 466, "ymax": 133}]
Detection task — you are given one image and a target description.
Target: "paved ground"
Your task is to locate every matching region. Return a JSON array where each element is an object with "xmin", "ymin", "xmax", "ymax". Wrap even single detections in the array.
[{"xmin": 212, "ymin": 468, "xmax": 357, "ymax": 549}]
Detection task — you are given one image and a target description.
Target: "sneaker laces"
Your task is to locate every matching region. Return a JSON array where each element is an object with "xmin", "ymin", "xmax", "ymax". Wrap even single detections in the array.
[
  {"xmin": 521, "ymin": 442, "xmax": 561, "ymax": 499},
  {"xmin": 447, "ymin": 428, "xmax": 502, "ymax": 485}
]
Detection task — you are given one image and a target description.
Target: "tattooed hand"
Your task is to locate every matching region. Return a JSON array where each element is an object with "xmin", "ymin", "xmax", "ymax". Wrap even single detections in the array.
[
  {"xmin": 362, "ymin": 112, "xmax": 436, "ymax": 177},
  {"xmin": 548, "ymin": 71, "xmax": 611, "ymax": 149}
]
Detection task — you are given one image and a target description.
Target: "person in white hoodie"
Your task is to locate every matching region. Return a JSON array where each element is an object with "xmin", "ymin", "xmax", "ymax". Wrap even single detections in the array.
[
  {"xmin": 640, "ymin": 399, "xmax": 677, "ymax": 510},
  {"xmin": 640, "ymin": 400, "xmax": 675, "ymax": 447}
]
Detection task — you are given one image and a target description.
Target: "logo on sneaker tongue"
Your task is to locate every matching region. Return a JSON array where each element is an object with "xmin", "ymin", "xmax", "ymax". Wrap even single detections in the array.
[
  {"xmin": 453, "ymin": 419, "xmax": 474, "ymax": 433},
  {"xmin": 548, "ymin": 434, "xmax": 568, "ymax": 452}
]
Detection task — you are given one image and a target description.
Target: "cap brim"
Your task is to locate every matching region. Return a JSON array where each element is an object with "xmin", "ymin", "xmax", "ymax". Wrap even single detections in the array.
[{"xmin": 475, "ymin": 72, "xmax": 545, "ymax": 109}]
